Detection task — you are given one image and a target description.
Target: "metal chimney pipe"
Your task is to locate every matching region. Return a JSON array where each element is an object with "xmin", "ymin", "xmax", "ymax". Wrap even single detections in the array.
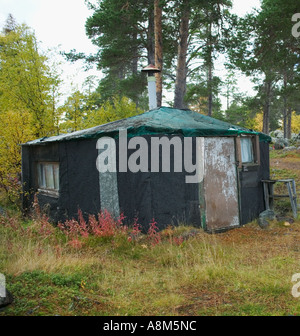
[
  {"xmin": 147, "ymin": 75, "xmax": 157, "ymax": 110},
  {"xmin": 142, "ymin": 64, "xmax": 161, "ymax": 110}
]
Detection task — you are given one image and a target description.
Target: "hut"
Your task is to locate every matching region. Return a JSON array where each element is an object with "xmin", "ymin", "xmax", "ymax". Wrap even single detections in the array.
[{"xmin": 21, "ymin": 107, "xmax": 271, "ymax": 233}]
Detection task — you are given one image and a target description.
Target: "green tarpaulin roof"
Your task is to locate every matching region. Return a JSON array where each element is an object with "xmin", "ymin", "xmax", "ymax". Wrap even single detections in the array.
[{"xmin": 23, "ymin": 107, "xmax": 271, "ymax": 146}]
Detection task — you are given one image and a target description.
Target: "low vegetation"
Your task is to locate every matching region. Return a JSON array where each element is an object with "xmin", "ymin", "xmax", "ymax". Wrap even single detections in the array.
[{"xmin": 0, "ymin": 149, "xmax": 299, "ymax": 316}]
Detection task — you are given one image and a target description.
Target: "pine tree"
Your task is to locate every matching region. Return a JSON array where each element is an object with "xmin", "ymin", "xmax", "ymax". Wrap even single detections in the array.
[{"xmin": 225, "ymin": 0, "xmax": 300, "ymax": 134}]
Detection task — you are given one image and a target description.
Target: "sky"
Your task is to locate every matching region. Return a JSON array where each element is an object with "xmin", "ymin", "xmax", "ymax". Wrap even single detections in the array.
[
  {"xmin": 0, "ymin": 0, "xmax": 261, "ymax": 106},
  {"xmin": 0, "ymin": 0, "xmax": 100, "ymax": 99}
]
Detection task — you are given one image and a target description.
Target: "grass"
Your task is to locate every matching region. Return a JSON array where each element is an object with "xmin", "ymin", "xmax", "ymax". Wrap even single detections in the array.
[
  {"xmin": 0, "ymin": 148, "xmax": 300, "ymax": 316},
  {"xmin": 270, "ymin": 148, "xmax": 300, "ymax": 216}
]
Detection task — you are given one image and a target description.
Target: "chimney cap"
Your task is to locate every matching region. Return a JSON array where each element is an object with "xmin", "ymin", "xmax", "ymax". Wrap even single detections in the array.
[{"xmin": 141, "ymin": 64, "xmax": 161, "ymax": 73}]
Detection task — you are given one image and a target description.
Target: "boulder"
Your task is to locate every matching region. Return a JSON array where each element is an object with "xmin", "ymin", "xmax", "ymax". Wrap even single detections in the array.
[
  {"xmin": 258, "ymin": 209, "xmax": 276, "ymax": 229},
  {"xmin": 274, "ymin": 130, "xmax": 284, "ymax": 138},
  {"xmin": 283, "ymin": 146, "xmax": 297, "ymax": 152},
  {"xmin": 274, "ymin": 138, "xmax": 289, "ymax": 149}
]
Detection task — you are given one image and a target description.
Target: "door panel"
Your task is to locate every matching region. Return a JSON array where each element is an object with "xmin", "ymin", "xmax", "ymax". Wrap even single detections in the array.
[{"xmin": 204, "ymin": 138, "xmax": 240, "ymax": 231}]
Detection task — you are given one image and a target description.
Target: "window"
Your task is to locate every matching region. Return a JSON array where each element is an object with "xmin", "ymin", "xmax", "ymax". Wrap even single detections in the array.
[
  {"xmin": 241, "ymin": 137, "xmax": 254, "ymax": 163},
  {"xmin": 37, "ymin": 162, "xmax": 59, "ymax": 194},
  {"xmin": 236, "ymin": 135, "xmax": 260, "ymax": 168}
]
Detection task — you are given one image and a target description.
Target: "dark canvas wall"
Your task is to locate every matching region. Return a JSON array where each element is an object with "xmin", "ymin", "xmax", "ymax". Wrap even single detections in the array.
[
  {"xmin": 239, "ymin": 141, "xmax": 270, "ymax": 225},
  {"xmin": 22, "ymin": 142, "xmax": 61, "ymax": 221},
  {"xmin": 63, "ymin": 139, "xmax": 100, "ymax": 220},
  {"xmin": 22, "ymin": 136, "xmax": 269, "ymax": 231},
  {"xmin": 116, "ymin": 135, "xmax": 201, "ymax": 232},
  {"xmin": 22, "ymin": 139, "xmax": 100, "ymax": 223},
  {"xmin": 23, "ymin": 135, "xmax": 202, "ymax": 231}
]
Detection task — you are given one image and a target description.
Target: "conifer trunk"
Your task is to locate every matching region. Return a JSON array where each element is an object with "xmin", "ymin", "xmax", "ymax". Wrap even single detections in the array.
[
  {"xmin": 263, "ymin": 79, "xmax": 272, "ymax": 135},
  {"xmin": 147, "ymin": 4, "xmax": 155, "ymax": 65},
  {"xmin": 207, "ymin": 22, "xmax": 213, "ymax": 117},
  {"xmin": 154, "ymin": 0, "xmax": 163, "ymax": 107},
  {"xmin": 287, "ymin": 107, "xmax": 292, "ymax": 139},
  {"xmin": 174, "ymin": 2, "xmax": 190, "ymax": 109},
  {"xmin": 283, "ymin": 72, "xmax": 288, "ymax": 138}
]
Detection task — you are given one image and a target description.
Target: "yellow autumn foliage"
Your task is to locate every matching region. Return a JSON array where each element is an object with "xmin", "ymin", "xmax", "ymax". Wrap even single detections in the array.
[
  {"xmin": 83, "ymin": 96, "xmax": 142, "ymax": 128},
  {"xmin": 245, "ymin": 112, "xmax": 263, "ymax": 132},
  {"xmin": 0, "ymin": 109, "xmax": 34, "ymax": 203},
  {"xmin": 0, "ymin": 24, "xmax": 60, "ymax": 205},
  {"xmin": 246, "ymin": 112, "xmax": 299, "ymax": 134},
  {"xmin": 291, "ymin": 112, "xmax": 300, "ymax": 134}
]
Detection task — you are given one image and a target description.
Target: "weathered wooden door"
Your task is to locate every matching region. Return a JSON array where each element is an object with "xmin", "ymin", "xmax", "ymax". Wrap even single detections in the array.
[{"xmin": 204, "ymin": 138, "xmax": 240, "ymax": 232}]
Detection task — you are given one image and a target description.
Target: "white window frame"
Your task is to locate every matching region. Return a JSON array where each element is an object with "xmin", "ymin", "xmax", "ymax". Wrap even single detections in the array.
[
  {"xmin": 37, "ymin": 162, "xmax": 59, "ymax": 197},
  {"xmin": 236, "ymin": 135, "xmax": 260, "ymax": 168},
  {"xmin": 240, "ymin": 137, "xmax": 254, "ymax": 163}
]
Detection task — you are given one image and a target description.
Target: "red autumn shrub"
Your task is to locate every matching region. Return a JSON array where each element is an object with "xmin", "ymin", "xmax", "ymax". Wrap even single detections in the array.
[
  {"xmin": 147, "ymin": 218, "xmax": 161, "ymax": 246},
  {"xmin": 58, "ymin": 209, "xmax": 128, "ymax": 242}
]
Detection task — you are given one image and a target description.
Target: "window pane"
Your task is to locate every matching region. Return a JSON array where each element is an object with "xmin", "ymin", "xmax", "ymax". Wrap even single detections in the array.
[
  {"xmin": 37, "ymin": 162, "xmax": 59, "ymax": 191},
  {"xmin": 37, "ymin": 163, "xmax": 46, "ymax": 188},
  {"xmin": 53, "ymin": 164, "xmax": 59, "ymax": 190},
  {"xmin": 241, "ymin": 138, "xmax": 254, "ymax": 163},
  {"xmin": 45, "ymin": 164, "xmax": 55, "ymax": 189}
]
